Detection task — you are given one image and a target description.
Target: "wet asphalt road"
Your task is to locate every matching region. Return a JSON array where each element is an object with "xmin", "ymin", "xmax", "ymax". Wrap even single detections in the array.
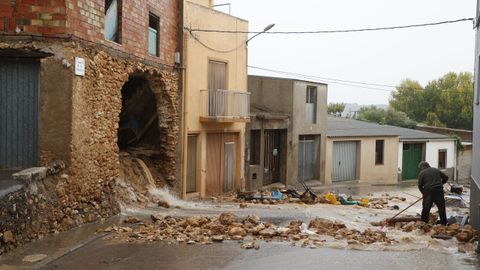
[{"xmin": 40, "ymin": 239, "xmax": 479, "ymax": 270}]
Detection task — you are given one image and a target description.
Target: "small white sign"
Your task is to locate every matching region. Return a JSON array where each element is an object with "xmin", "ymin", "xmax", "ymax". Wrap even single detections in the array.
[{"xmin": 74, "ymin": 57, "xmax": 85, "ymax": 76}]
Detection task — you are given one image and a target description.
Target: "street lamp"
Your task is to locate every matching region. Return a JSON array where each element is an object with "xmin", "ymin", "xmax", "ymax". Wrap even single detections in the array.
[{"xmin": 246, "ymin": 23, "xmax": 275, "ymax": 45}]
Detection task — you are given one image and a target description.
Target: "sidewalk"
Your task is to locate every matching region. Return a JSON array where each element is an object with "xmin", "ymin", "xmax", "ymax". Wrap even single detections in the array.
[{"xmin": 0, "ymin": 216, "xmax": 121, "ymax": 270}]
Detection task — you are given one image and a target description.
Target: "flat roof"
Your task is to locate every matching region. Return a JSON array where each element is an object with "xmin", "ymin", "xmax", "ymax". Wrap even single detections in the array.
[
  {"xmin": 327, "ymin": 116, "xmax": 452, "ymax": 140},
  {"xmin": 248, "ymin": 74, "xmax": 328, "ymax": 87}
]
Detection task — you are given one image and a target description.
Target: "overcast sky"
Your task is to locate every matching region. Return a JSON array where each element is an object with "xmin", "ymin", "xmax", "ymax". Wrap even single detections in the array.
[{"xmin": 213, "ymin": 0, "xmax": 476, "ymax": 105}]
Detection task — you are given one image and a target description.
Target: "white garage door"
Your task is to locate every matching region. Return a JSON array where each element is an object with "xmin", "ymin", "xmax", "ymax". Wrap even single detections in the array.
[{"xmin": 332, "ymin": 141, "xmax": 358, "ymax": 182}]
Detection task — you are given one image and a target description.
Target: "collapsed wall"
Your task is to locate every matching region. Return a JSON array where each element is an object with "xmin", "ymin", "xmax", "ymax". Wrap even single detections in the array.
[{"xmin": 0, "ymin": 38, "xmax": 180, "ymax": 254}]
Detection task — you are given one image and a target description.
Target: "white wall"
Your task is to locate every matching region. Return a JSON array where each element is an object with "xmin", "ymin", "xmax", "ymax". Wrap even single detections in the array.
[
  {"xmin": 397, "ymin": 142, "xmax": 403, "ymax": 170},
  {"xmin": 398, "ymin": 140, "xmax": 456, "ymax": 178},
  {"xmin": 425, "ymin": 140, "xmax": 456, "ymax": 168}
]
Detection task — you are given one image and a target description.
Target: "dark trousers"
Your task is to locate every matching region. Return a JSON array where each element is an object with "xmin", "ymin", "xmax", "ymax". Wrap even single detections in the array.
[{"xmin": 421, "ymin": 188, "xmax": 447, "ymax": 225}]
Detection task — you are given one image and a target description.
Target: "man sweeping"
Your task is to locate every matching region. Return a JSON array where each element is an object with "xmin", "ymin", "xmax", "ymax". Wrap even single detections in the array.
[{"xmin": 418, "ymin": 161, "xmax": 449, "ymax": 225}]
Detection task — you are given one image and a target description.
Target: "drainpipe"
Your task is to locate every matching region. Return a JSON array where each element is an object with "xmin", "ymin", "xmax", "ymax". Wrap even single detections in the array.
[{"xmin": 180, "ymin": 0, "xmax": 188, "ymax": 199}]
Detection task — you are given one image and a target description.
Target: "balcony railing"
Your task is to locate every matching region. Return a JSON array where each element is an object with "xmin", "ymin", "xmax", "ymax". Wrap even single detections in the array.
[{"xmin": 200, "ymin": 89, "xmax": 250, "ymax": 122}]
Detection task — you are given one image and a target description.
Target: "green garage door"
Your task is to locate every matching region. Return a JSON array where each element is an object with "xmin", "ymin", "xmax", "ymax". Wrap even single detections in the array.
[
  {"xmin": 402, "ymin": 143, "xmax": 423, "ymax": 180},
  {"xmin": 0, "ymin": 60, "xmax": 40, "ymax": 169}
]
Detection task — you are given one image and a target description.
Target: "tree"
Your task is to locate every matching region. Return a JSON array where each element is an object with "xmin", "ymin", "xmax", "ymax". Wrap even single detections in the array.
[
  {"xmin": 357, "ymin": 106, "xmax": 385, "ymax": 123},
  {"xmin": 424, "ymin": 112, "xmax": 445, "ymax": 127},
  {"xmin": 357, "ymin": 106, "xmax": 417, "ymax": 128},
  {"xmin": 327, "ymin": 103, "xmax": 346, "ymax": 115},
  {"xmin": 384, "ymin": 109, "xmax": 417, "ymax": 128},
  {"xmin": 389, "ymin": 79, "xmax": 426, "ymax": 122},
  {"xmin": 433, "ymin": 72, "xmax": 473, "ymax": 130},
  {"xmin": 389, "ymin": 72, "xmax": 473, "ymax": 130}
]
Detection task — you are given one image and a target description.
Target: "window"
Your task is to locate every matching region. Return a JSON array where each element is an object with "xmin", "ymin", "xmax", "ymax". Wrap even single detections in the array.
[
  {"xmin": 208, "ymin": 60, "xmax": 227, "ymax": 90},
  {"xmin": 104, "ymin": 0, "xmax": 120, "ymax": 43},
  {"xmin": 438, "ymin": 149, "xmax": 447, "ymax": 169},
  {"xmin": 305, "ymin": 86, "xmax": 317, "ymax": 124},
  {"xmin": 207, "ymin": 60, "xmax": 227, "ymax": 116},
  {"xmin": 250, "ymin": 130, "xmax": 261, "ymax": 165},
  {"xmin": 148, "ymin": 13, "xmax": 160, "ymax": 56},
  {"xmin": 375, "ymin": 140, "xmax": 384, "ymax": 165}
]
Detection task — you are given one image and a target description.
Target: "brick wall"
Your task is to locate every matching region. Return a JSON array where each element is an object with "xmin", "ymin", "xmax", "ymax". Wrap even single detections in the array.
[
  {"xmin": 0, "ymin": 0, "xmax": 68, "ymax": 35},
  {"xmin": 0, "ymin": 0, "xmax": 178, "ymax": 67}
]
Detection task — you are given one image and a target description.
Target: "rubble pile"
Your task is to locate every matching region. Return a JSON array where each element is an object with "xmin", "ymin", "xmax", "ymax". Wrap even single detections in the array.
[
  {"xmin": 394, "ymin": 221, "xmax": 478, "ymax": 243},
  {"xmin": 367, "ymin": 194, "xmax": 406, "ymax": 209},
  {"xmin": 104, "ymin": 213, "xmax": 393, "ymax": 248},
  {"xmin": 308, "ymin": 218, "xmax": 392, "ymax": 244}
]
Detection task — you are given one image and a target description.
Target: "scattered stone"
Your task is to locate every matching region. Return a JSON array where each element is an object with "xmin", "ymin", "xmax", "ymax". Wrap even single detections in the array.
[
  {"xmin": 219, "ymin": 212, "xmax": 238, "ymax": 225},
  {"xmin": 22, "ymin": 254, "xmax": 47, "ymax": 263},
  {"xmin": 151, "ymin": 214, "xmax": 163, "ymax": 222},
  {"xmin": 2, "ymin": 231, "xmax": 14, "ymax": 243},
  {"xmin": 258, "ymin": 228, "xmax": 277, "ymax": 238},
  {"xmin": 212, "ymin": 235, "xmax": 225, "ymax": 242},
  {"xmin": 244, "ymin": 214, "xmax": 260, "ymax": 225},
  {"xmin": 124, "ymin": 216, "xmax": 141, "ymax": 224},
  {"xmin": 229, "ymin": 227, "xmax": 247, "ymax": 237},
  {"xmin": 46, "ymin": 160, "xmax": 66, "ymax": 176},
  {"xmin": 241, "ymin": 241, "xmax": 259, "ymax": 250},
  {"xmin": 239, "ymin": 203, "xmax": 247, "ymax": 209},
  {"xmin": 231, "ymin": 235, "xmax": 244, "ymax": 240},
  {"xmin": 157, "ymin": 200, "xmax": 170, "ymax": 208}
]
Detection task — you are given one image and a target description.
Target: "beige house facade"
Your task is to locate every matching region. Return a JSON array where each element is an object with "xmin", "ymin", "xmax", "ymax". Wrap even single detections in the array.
[
  {"xmin": 326, "ymin": 117, "xmax": 457, "ymax": 185},
  {"xmin": 181, "ymin": 0, "xmax": 249, "ymax": 198},
  {"xmin": 325, "ymin": 136, "xmax": 399, "ymax": 185}
]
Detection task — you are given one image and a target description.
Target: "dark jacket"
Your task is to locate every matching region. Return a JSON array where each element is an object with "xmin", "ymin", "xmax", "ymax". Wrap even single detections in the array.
[{"xmin": 418, "ymin": 167, "xmax": 448, "ymax": 193}]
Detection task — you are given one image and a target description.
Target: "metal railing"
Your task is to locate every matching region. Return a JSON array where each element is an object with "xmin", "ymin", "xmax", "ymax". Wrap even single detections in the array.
[{"xmin": 200, "ymin": 89, "xmax": 250, "ymax": 119}]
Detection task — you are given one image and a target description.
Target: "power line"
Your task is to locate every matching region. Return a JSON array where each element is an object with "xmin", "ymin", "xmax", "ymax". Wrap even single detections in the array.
[
  {"xmin": 187, "ymin": 18, "xmax": 475, "ymax": 35},
  {"xmin": 249, "ymin": 66, "xmax": 396, "ymax": 88},
  {"xmin": 248, "ymin": 65, "xmax": 474, "ymax": 94},
  {"xmin": 249, "ymin": 65, "xmax": 395, "ymax": 92}
]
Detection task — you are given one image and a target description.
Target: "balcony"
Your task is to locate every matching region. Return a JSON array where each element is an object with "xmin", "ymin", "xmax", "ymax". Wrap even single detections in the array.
[{"xmin": 200, "ymin": 89, "xmax": 250, "ymax": 123}]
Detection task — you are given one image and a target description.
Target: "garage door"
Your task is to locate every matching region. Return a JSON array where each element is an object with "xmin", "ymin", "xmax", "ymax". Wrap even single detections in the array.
[
  {"xmin": 332, "ymin": 141, "xmax": 357, "ymax": 182},
  {"xmin": 298, "ymin": 135, "xmax": 318, "ymax": 181},
  {"xmin": 0, "ymin": 60, "xmax": 40, "ymax": 169}
]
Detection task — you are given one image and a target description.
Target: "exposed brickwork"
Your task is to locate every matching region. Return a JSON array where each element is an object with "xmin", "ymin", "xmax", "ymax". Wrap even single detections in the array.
[
  {"xmin": 0, "ymin": 0, "xmax": 178, "ymax": 67},
  {"xmin": 0, "ymin": 0, "xmax": 68, "ymax": 35}
]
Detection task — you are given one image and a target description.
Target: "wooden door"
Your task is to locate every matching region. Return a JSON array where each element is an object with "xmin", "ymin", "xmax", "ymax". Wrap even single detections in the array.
[
  {"xmin": 206, "ymin": 134, "xmax": 222, "ymax": 195},
  {"xmin": 206, "ymin": 133, "xmax": 238, "ymax": 195}
]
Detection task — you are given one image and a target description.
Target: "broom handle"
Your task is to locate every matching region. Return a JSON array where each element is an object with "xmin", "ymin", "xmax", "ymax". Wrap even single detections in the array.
[{"xmin": 387, "ymin": 197, "xmax": 423, "ymax": 222}]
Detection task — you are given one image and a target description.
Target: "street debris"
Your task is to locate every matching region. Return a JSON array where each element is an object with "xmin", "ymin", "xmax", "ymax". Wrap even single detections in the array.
[
  {"xmin": 104, "ymin": 213, "xmax": 393, "ymax": 250},
  {"xmin": 223, "ymin": 189, "xmax": 410, "ymax": 211}
]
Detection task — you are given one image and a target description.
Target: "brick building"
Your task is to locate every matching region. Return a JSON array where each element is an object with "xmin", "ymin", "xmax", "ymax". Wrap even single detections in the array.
[{"xmin": 0, "ymin": 0, "xmax": 182, "ymax": 252}]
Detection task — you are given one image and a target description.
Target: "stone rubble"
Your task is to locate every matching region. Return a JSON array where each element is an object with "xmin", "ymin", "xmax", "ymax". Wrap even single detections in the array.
[
  {"xmin": 394, "ymin": 221, "xmax": 479, "ymax": 244},
  {"xmin": 104, "ymin": 213, "xmax": 393, "ymax": 249}
]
